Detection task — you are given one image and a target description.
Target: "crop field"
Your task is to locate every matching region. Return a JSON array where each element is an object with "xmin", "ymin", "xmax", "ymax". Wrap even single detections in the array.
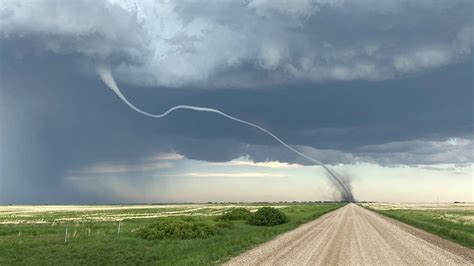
[
  {"xmin": 362, "ymin": 202, "xmax": 474, "ymax": 248},
  {"xmin": 0, "ymin": 204, "xmax": 285, "ymax": 224},
  {"xmin": 0, "ymin": 203, "xmax": 344, "ymax": 265}
]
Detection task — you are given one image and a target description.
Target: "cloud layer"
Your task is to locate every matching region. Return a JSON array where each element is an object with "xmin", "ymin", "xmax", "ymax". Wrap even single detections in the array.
[
  {"xmin": 1, "ymin": 0, "xmax": 472, "ymax": 203},
  {"xmin": 64, "ymin": 155, "xmax": 473, "ymax": 203},
  {"xmin": 1, "ymin": 0, "xmax": 472, "ymax": 87}
]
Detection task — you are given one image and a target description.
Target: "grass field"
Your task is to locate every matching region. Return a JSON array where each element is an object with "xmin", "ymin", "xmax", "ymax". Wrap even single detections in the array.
[
  {"xmin": 0, "ymin": 203, "xmax": 344, "ymax": 265},
  {"xmin": 362, "ymin": 203, "xmax": 474, "ymax": 248}
]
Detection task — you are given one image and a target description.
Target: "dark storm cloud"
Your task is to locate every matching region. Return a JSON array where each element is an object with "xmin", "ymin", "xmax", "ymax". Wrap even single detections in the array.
[
  {"xmin": 0, "ymin": 0, "xmax": 472, "ymax": 203},
  {"xmin": 1, "ymin": 0, "xmax": 472, "ymax": 87},
  {"xmin": 1, "ymin": 49, "xmax": 472, "ymax": 203}
]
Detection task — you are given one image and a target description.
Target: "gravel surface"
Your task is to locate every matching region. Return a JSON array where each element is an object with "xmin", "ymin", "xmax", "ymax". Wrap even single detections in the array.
[{"xmin": 225, "ymin": 203, "xmax": 474, "ymax": 265}]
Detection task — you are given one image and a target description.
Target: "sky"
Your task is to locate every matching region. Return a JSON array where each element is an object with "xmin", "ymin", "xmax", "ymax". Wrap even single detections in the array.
[{"xmin": 0, "ymin": 0, "xmax": 472, "ymax": 203}]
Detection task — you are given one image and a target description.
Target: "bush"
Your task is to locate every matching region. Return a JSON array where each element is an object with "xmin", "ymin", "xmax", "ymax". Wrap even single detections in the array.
[
  {"xmin": 218, "ymin": 208, "xmax": 251, "ymax": 221},
  {"xmin": 216, "ymin": 220, "xmax": 234, "ymax": 229},
  {"xmin": 137, "ymin": 218, "xmax": 217, "ymax": 240},
  {"xmin": 247, "ymin": 207, "xmax": 289, "ymax": 226}
]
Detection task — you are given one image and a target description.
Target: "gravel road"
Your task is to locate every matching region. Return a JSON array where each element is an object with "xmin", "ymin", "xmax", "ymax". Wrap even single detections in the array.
[{"xmin": 225, "ymin": 203, "xmax": 474, "ymax": 265}]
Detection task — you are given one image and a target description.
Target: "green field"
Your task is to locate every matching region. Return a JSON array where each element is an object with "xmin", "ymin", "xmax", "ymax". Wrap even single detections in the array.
[
  {"xmin": 362, "ymin": 203, "xmax": 474, "ymax": 248},
  {"xmin": 0, "ymin": 203, "xmax": 344, "ymax": 265}
]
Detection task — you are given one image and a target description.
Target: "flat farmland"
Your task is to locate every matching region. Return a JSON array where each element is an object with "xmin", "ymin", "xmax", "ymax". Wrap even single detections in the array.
[
  {"xmin": 0, "ymin": 203, "xmax": 343, "ymax": 265},
  {"xmin": 0, "ymin": 204, "xmax": 281, "ymax": 224}
]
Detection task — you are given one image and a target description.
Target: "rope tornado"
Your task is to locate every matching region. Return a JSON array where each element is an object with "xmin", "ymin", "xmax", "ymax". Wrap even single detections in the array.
[{"xmin": 97, "ymin": 64, "xmax": 354, "ymax": 202}]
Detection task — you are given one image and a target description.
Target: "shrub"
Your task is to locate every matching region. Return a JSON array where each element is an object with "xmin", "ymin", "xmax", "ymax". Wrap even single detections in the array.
[
  {"xmin": 137, "ymin": 218, "xmax": 217, "ymax": 240},
  {"xmin": 218, "ymin": 208, "xmax": 251, "ymax": 221},
  {"xmin": 216, "ymin": 220, "xmax": 234, "ymax": 229},
  {"xmin": 247, "ymin": 207, "xmax": 289, "ymax": 226}
]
